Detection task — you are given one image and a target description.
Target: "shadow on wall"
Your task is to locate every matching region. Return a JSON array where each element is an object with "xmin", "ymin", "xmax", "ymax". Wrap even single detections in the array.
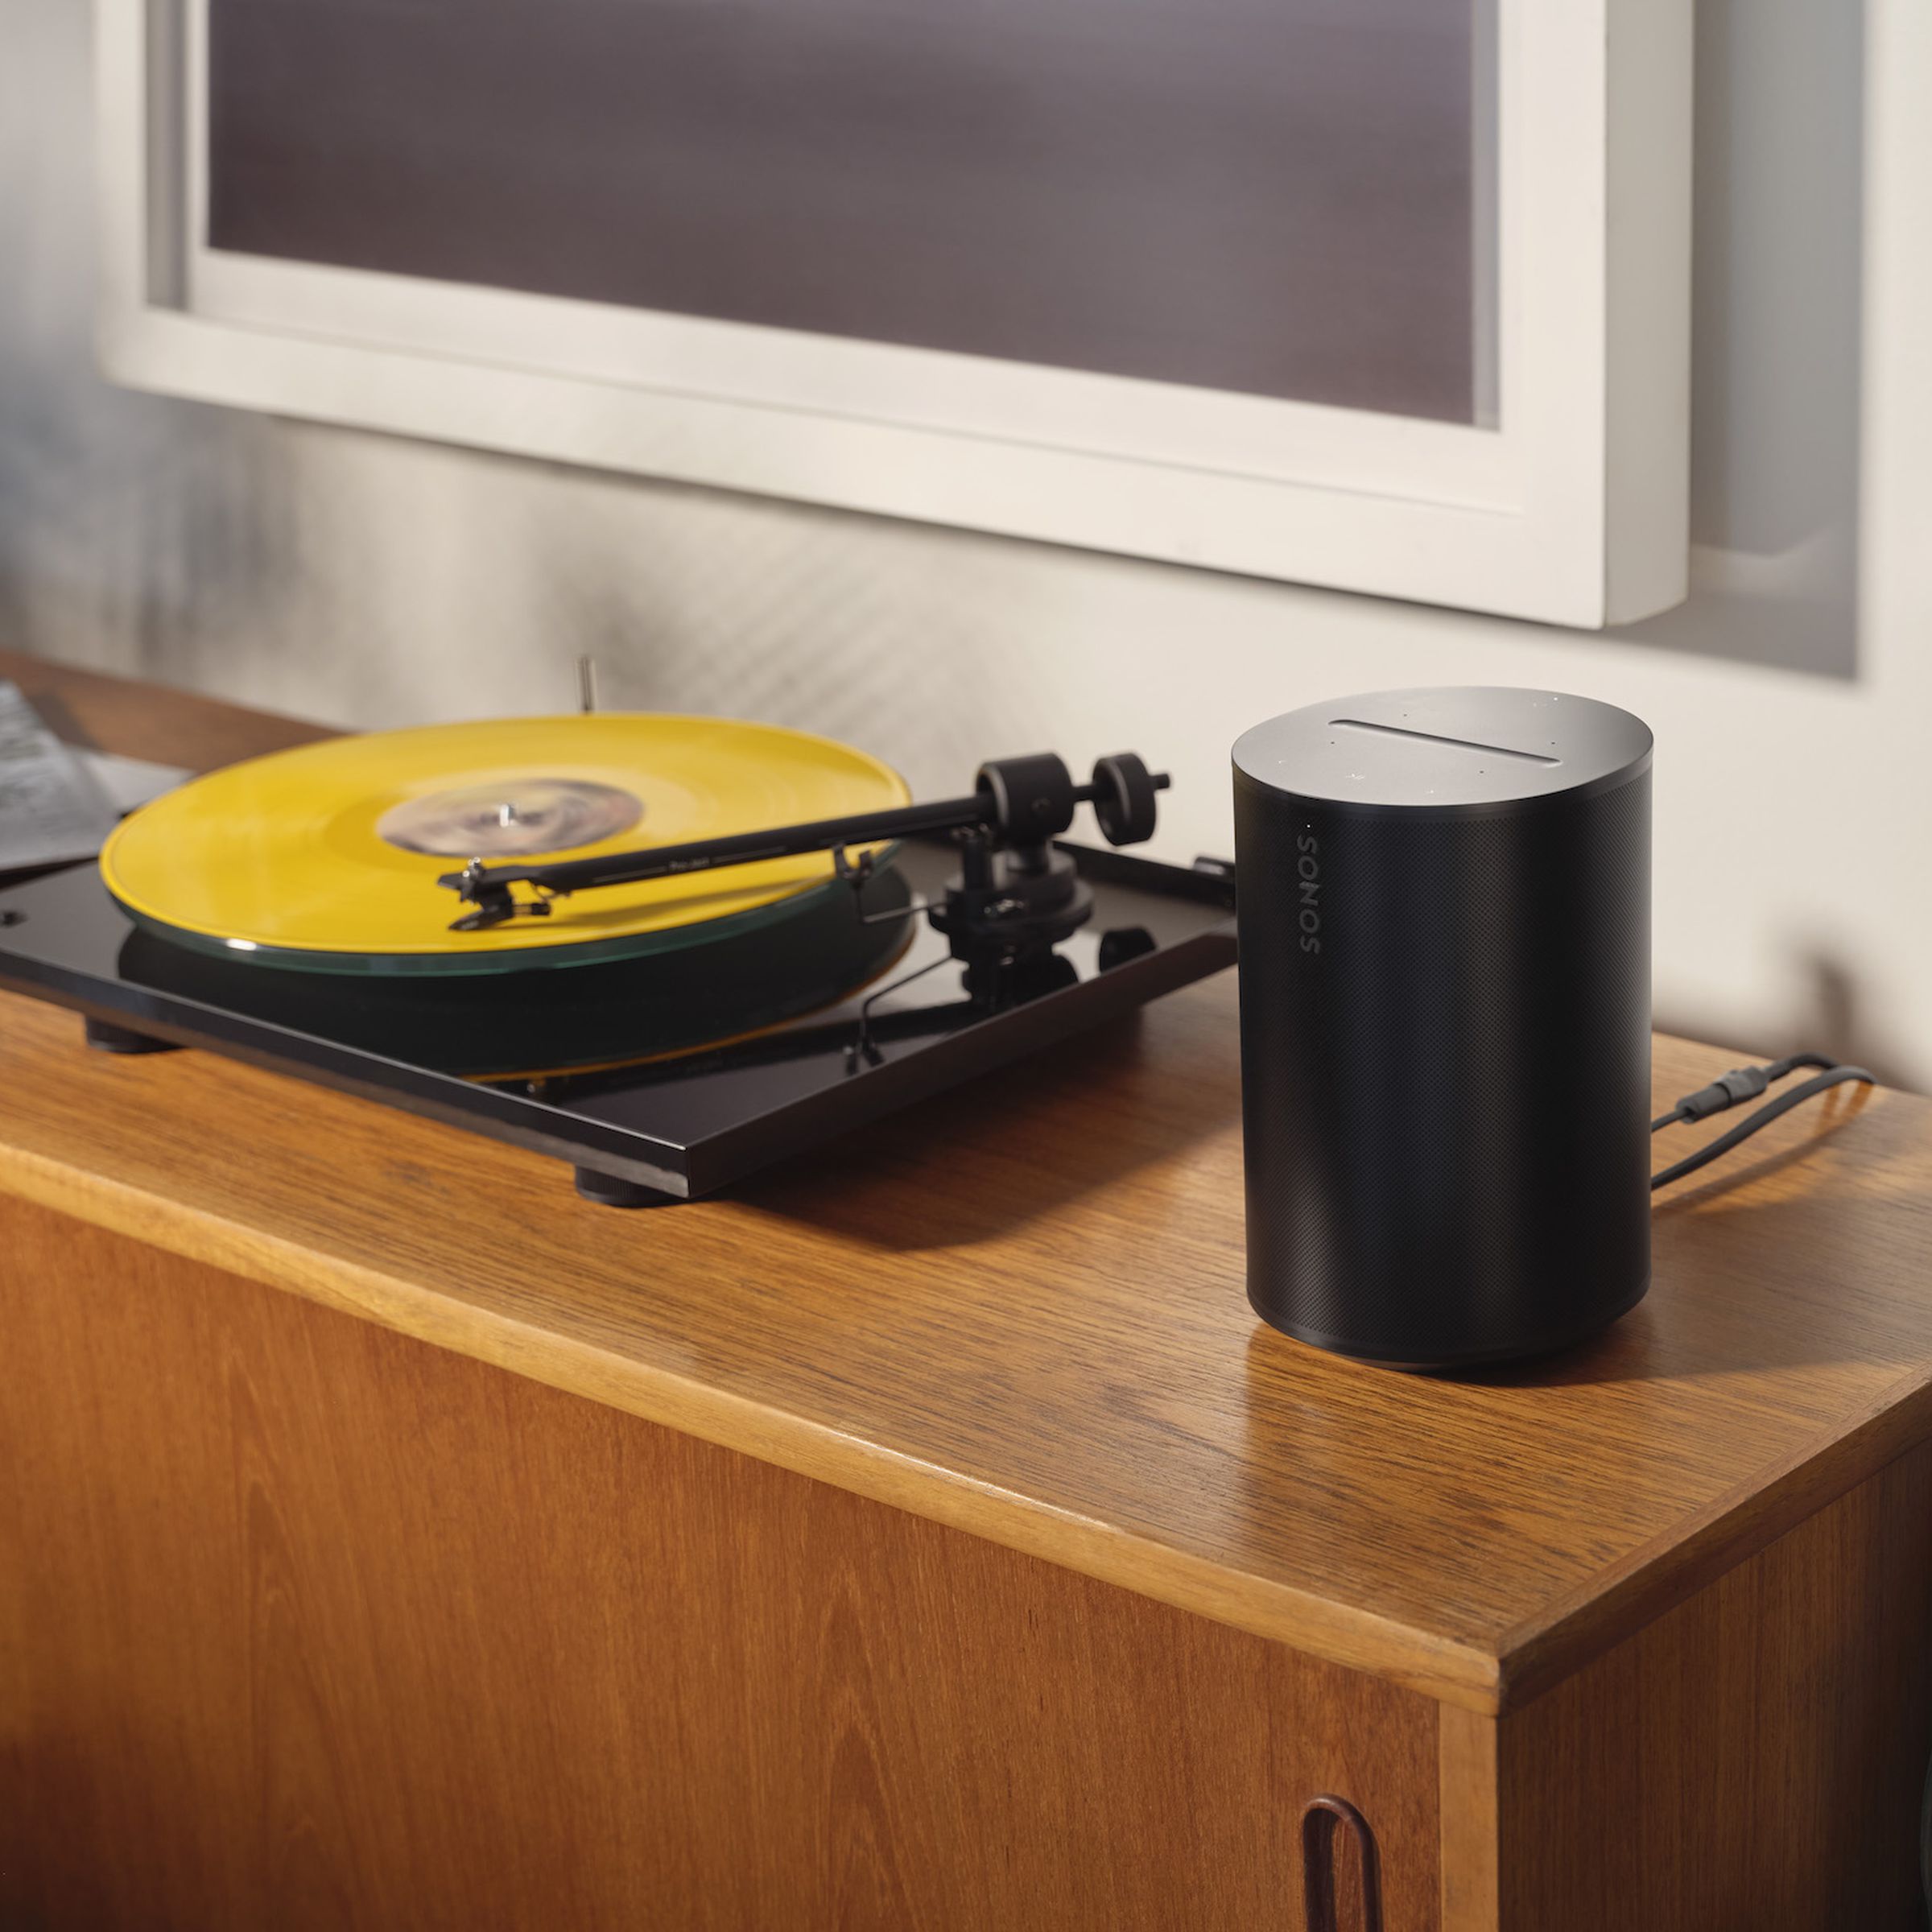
[
  {"xmin": 1614, "ymin": 0, "xmax": 1867, "ymax": 681},
  {"xmin": 0, "ymin": 0, "xmax": 303, "ymax": 690},
  {"xmin": 1658, "ymin": 948, "xmax": 1916, "ymax": 1092}
]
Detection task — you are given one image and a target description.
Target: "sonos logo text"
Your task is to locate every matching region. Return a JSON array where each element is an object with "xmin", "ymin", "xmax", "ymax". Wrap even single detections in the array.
[{"xmin": 1296, "ymin": 831, "xmax": 1322, "ymax": 953}]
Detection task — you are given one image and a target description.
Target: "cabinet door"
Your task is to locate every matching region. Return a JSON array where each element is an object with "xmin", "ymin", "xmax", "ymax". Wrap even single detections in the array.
[
  {"xmin": 1491, "ymin": 1451, "xmax": 1932, "ymax": 1930},
  {"xmin": 0, "ymin": 1195, "xmax": 1446, "ymax": 1930}
]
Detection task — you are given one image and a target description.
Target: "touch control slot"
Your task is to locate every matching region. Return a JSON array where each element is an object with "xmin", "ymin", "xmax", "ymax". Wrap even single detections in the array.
[{"xmin": 1328, "ymin": 718, "xmax": 1562, "ymax": 766}]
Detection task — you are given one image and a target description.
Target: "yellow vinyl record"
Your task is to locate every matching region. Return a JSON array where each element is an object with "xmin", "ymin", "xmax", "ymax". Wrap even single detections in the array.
[{"xmin": 100, "ymin": 715, "xmax": 910, "ymax": 974}]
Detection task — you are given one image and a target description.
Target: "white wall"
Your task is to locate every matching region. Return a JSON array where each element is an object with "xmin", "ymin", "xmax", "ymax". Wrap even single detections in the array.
[{"xmin": 3, "ymin": 0, "xmax": 1927, "ymax": 1083}]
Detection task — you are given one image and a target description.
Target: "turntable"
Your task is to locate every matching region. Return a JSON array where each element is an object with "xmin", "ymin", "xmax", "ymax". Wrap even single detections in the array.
[{"xmin": 0, "ymin": 714, "xmax": 1235, "ymax": 1206}]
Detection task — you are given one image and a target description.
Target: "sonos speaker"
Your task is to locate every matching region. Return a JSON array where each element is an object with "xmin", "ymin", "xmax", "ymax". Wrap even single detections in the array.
[{"xmin": 1233, "ymin": 687, "xmax": 1653, "ymax": 1368}]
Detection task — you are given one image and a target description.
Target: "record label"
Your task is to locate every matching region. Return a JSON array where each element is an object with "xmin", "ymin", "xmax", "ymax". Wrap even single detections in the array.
[{"xmin": 374, "ymin": 778, "xmax": 643, "ymax": 857}]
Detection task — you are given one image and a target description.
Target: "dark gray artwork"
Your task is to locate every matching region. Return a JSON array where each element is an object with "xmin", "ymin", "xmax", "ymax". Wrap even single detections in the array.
[{"xmin": 208, "ymin": 0, "xmax": 1479, "ymax": 421}]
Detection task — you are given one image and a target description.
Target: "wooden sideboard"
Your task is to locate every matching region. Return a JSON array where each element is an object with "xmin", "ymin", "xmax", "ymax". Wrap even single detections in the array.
[{"xmin": 4, "ymin": 652, "xmax": 1931, "ymax": 1930}]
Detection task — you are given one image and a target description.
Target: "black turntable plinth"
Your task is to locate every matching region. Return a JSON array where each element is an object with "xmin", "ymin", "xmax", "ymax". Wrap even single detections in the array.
[{"xmin": 0, "ymin": 842, "xmax": 1235, "ymax": 1204}]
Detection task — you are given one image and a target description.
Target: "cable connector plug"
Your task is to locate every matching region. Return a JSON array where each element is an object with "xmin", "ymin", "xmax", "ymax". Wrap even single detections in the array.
[
  {"xmin": 1652, "ymin": 1055, "xmax": 1875, "ymax": 1191},
  {"xmin": 1675, "ymin": 1064, "xmax": 1772, "ymax": 1122}
]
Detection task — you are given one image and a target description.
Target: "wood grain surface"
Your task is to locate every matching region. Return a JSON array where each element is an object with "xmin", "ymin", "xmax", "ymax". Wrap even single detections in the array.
[
  {"xmin": 1492, "ymin": 1440, "xmax": 1932, "ymax": 1929},
  {"xmin": 0, "ymin": 647, "xmax": 332, "ymax": 772},
  {"xmin": 4, "ymin": 654, "xmax": 1932, "ymax": 1719},
  {"xmin": 0, "ymin": 1197, "xmax": 1442, "ymax": 1932}
]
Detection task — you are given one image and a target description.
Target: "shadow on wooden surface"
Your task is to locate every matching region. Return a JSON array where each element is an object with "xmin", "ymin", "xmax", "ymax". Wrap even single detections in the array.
[{"xmin": 732, "ymin": 1008, "xmax": 1243, "ymax": 1252}]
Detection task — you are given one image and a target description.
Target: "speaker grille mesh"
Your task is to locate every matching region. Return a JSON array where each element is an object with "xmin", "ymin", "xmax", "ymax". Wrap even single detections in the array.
[{"xmin": 1236, "ymin": 770, "xmax": 1651, "ymax": 1365}]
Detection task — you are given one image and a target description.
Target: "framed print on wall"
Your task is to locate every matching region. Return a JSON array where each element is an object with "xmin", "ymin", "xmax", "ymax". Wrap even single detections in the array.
[{"xmin": 97, "ymin": 0, "xmax": 1690, "ymax": 628}]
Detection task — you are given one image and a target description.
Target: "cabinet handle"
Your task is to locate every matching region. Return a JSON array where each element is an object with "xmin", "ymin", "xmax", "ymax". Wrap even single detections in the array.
[{"xmin": 1302, "ymin": 1794, "xmax": 1383, "ymax": 1932}]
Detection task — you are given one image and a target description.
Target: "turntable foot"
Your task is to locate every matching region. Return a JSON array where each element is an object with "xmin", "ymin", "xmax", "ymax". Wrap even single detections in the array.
[
  {"xmin": 573, "ymin": 1166, "xmax": 679, "ymax": 1209},
  {"xmin": 84, "ymin": 1016, "xmax": 180, "ymax": 1056}
]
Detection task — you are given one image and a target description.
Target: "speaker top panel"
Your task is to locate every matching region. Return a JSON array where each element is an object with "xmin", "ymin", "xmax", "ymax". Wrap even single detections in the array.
[{"xmin": 1232, "ymin": 687, "xmax": 1652, "ymax": 815}]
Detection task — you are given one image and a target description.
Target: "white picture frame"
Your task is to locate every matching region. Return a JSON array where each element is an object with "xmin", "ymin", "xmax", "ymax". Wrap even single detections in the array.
[{"xmin": 97, "ymin": 0, "xmax": 1690, "ymax": 630}]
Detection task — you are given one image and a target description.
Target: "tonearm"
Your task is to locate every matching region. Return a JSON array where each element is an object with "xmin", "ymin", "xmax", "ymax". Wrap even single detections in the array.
[{"xmin": 439, "ymin": 752, "xmax": 1169, "ymax": 954}]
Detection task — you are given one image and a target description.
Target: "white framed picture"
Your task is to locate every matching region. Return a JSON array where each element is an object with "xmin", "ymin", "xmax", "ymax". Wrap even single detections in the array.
[{"xmin": 98, "ymin": 0, "xmax": 1690, "ymax": 629}]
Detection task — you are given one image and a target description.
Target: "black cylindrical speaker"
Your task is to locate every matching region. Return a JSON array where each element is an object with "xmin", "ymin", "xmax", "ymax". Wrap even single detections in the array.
[{"xmin": 1233, "ymin": 687, "xmax": 1652, "ymax": 1368}]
